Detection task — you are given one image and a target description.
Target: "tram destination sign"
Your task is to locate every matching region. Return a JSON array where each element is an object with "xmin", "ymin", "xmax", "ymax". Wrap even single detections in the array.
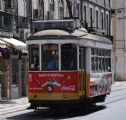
[{"xmin": 32, "ymin": 19, "xmax": 78, "ymax": 32}]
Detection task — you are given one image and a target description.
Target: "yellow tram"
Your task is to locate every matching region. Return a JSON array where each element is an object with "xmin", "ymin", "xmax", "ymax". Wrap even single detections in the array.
[{"xmin": 27, "ymin": 28, "xmax": 112, "ymax": 109}]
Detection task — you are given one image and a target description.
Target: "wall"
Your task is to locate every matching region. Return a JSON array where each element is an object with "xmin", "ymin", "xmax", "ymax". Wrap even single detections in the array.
[{"xmin": 112, "ymin": 0, "xmax": 126, "ymax": 81}]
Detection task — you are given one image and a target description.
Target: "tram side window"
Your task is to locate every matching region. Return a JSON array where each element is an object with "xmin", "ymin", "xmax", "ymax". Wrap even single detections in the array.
[
  {"xmin": 91, "ymin": 48, "xmax": 98, "ymax": 73},
  {"xmin": 98, "ymin": 49, "xmax": 102, "ymax": 72},
  {"xmin": 61, "ymin": 44, "xmax": 77, "ymax": 71},
  {"xmin": 103, "ymin": 50, "xmax": 105, "ymax": 71},
  {"xmin": 79, "ymin": 48, "xmax": 86, "ymax": 70},
  {"xmin": 91, "ymin": 48, "xmax": 95, "ymax": 72},
  {"xmin": 91, "ymin": 48, "xmax": 111, "ymax": 73},
  {"xmin": 29, "ymin": 45, "xmax": 39, "ymax": 71},
  {"xmin": 105, "ymin": 50, "xmax": 108, "ymax": 72},
  {"xmin": 41, "ymin": 44, "xmax": 59, "ymax": 71},
  {"xmin": 107, "ymin": 50, "xmax": 111, "ymax": 72}
]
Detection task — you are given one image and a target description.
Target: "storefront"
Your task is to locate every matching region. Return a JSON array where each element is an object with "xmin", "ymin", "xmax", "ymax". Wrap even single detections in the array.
[
  {"xmin": 0, "ymin": 39, "xmax": 10, "ymax": 100},
  {"xmin": 0, "ymin": 37, "xmax": 27, "ymax": 99}
]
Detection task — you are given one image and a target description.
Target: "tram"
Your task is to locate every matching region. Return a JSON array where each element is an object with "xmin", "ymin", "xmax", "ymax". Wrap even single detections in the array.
[{"xmin": 27, "ymin": 28, "xmax": 112, "ymax": 109}]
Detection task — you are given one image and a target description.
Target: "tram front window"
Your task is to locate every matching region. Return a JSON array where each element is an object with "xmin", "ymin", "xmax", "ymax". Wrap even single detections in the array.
[
  {"xmin": 41, "ymin": 44, "xmax": 59, "ymax": 71},
  {"xmin": 29, "ymin": 45, "xmax": 39, "ymax": 71},
  {"xmin": 61, "ymin": 44, "xmax": 77, "ymax": 71}
]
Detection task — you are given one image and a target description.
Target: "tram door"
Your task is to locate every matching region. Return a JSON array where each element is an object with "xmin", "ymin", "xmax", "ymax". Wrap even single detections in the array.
[{"xmin": 79, "ymin": 48, "xmax": 86, "ymax": 96}]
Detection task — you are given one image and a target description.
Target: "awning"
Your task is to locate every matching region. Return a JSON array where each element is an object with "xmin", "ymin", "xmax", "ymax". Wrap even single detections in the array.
[
  {"xmin": 0, "ymin": 37, "xmax": 27, "ymax": 53},
  {"xmin": 0, "ymin": 39, "xmax": 8, "ymax": 48}
]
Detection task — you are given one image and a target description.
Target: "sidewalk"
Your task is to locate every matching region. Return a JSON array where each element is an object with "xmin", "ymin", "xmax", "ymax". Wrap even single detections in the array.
[
  {"xmin": 0, "ymin": 81, "xmax": 126, "ymax": 115},
  {"xmin": 112, "ymin": 81, "xmax": 126, "ymax": 91},
  {"xmin": 0, "ymin": 97, "xmax": 30, "ymax": 115}
]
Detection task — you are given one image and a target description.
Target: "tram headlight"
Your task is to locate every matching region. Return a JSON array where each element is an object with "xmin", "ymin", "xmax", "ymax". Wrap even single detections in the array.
[
  {"xmin": 47, "ymin": 85, "xmax": 54, "ymax": 92},
  {"xmin": 63, "ymin": 95, "xmax": 68, "ymax": 99}
]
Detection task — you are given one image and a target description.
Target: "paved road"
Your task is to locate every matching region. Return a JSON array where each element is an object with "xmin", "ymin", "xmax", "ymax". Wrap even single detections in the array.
[{"xmin": 1, "ymin": 89, "xmax": 126, "ymax": 120}]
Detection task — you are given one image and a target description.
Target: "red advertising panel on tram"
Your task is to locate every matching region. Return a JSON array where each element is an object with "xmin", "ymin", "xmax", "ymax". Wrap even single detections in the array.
[{"xmin": 28, "ymin": 72, "xmax": 78, "ymax": 93}]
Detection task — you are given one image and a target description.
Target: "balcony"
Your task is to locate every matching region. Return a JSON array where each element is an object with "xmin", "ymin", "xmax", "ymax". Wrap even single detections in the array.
[
  {"xmin": 5, "ymin": 8, "xmax": 17, "ymax": 15},
  {"xmin": 0, "ymin": 12, "xmax": 13, "ymax": 37},
  {"xmin": 0, "ymin": 10, "xmax": 31, "ymax": 38},
  {"xmin": 17, "ymin": 17, "xmax": 30, "ymax": 29}
]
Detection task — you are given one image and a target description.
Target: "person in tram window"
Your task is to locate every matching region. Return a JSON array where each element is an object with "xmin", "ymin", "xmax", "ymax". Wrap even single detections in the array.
[
  {"xmin": 47, "ymin": 55, "xmax": 58, "ymax": 70},
  {"xmin": 33, "ymin": 55, "xmax": 39, "ymax": 71}
]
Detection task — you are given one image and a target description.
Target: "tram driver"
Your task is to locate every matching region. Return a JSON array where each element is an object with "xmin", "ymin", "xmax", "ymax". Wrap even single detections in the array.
[{"xmin": 47, "ymin": 55, "xmax": 58, "ymax": 70}]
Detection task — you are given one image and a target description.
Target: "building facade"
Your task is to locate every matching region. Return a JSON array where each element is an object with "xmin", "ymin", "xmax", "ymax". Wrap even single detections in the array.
[
  {"xmin": 31, "ymin": 0, "xmax": 111, "ymax": 36},
  {"xmin": 112, "ymin": 0, "xmax": 126, "ymax": 81},
  {"xmin": 83, "ymin": 0, "xmax": 111, "ymax": 36},
  {"xmin": 0, "ymin": 0, "xmax": 31, "ymax": 99}
]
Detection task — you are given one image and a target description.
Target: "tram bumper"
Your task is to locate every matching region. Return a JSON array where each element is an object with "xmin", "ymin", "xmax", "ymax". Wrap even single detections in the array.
[{"xmin": 28, "ymin": 92, "xmax": 81, "ymax": 107}]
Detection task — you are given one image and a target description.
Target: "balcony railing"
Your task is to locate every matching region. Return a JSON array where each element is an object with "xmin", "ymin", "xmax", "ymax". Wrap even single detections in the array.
[
  {"xmin": 0, "ymin": 11, "xmax": 31, "ymax": 33},
  {"xmin": 32, "ymin": 19, "xmax": 78, "ymax": 32},
  {"xmin": 17, "ymin": 17, "xmax": 30, "ymax": 29},
  {"xmin": 0, "ymin": 13, "xmax": 13, "ymax": 32}
]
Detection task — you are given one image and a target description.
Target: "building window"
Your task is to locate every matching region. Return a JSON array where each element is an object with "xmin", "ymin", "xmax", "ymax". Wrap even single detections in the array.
[
  {"xmin": 4, "ymin": 15, "xmax": 12, "ymax": 31},
  {"xmin": 101, "ymin": 12, "xmax": 104, "ymax": 30},
  {"xmin": 106, "ymin": 14, "xmax": 109, "ymax": 35},
  {"xmin": 84, "ymin": 6, "xmax": 87, "ymax": 22},
  {"xmin": 39, "ymin": 0, "xmax": 44, "ymax": 20},
  {"xmin": 33, "ymin": 9, "xmax": 38, "ymax": 20},
  {"xmin": 12, "ymin": 0, "xmax": 16, "ymax": 8},
  {"xmin": 24, "ymin": 0, "xmax": 26, "ymax": 16},
  {"xmin": 5, "ymin": 0, "xmax": 11, "ymax": 8},
  {"xmin": 0, "ymin": 0, "xmax": 1, "ymax": 10},
  {"xmin": 108, "ymin": 0, "xmax": 111, "ymax": 8},
  {"xmin": 90, "ymin": 8, "xmax": 93, "ymax": 28},
  {"xmin": 58, "ymin": 0, "xmax": 64, "ymax": 19},
  {"xmin": 25, "ymin": 0, "xmax": 32, "ymax": 17},
  {"xmin": 0, "ymin": 15, "xmax": 2, "ymax": 29},
  {"xmin": 15, "ymin": 0, "xmax": 18, "ymax": 15},
  {"xmin": 26, "ymin": 0, "xmax": 29, "ymax": 17},
  {"xmin": 76, "ymin": 3, "xmax": 80, "ymax": 18},
  {"xmin": 96, "ymin": 10, "xmax": 98, "ymax": 29},
  {"xmin": 48, "ymin": 0, "xmax": 55, "ymax": 19}
]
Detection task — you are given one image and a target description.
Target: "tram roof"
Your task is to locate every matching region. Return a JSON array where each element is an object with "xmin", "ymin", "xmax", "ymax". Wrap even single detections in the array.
[
  {"xmin": 27, "ymin": 29, "xmax": 112, "ymax": 44},
  {"xmin": 81, "ymin": 33, "xmax": 112, "ymax": 44},
  {"xmin": 27, "ymin": 28, "xmax": 88, "ymax": 39}
]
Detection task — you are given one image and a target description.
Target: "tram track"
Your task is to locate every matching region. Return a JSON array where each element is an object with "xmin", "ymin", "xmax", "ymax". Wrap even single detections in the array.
[{"xmin": 103, "ymin": 96, "xmax": 126, "ymax": 106}]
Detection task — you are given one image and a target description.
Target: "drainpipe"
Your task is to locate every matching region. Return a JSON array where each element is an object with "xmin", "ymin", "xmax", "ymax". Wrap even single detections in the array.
[
  {"xmin": 9, "ymin": 48, "xmax": 13, "ymax": 99},
  {"xmin": 18, "ymin": 51, "xmax": 22, "ymax": 97}
]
